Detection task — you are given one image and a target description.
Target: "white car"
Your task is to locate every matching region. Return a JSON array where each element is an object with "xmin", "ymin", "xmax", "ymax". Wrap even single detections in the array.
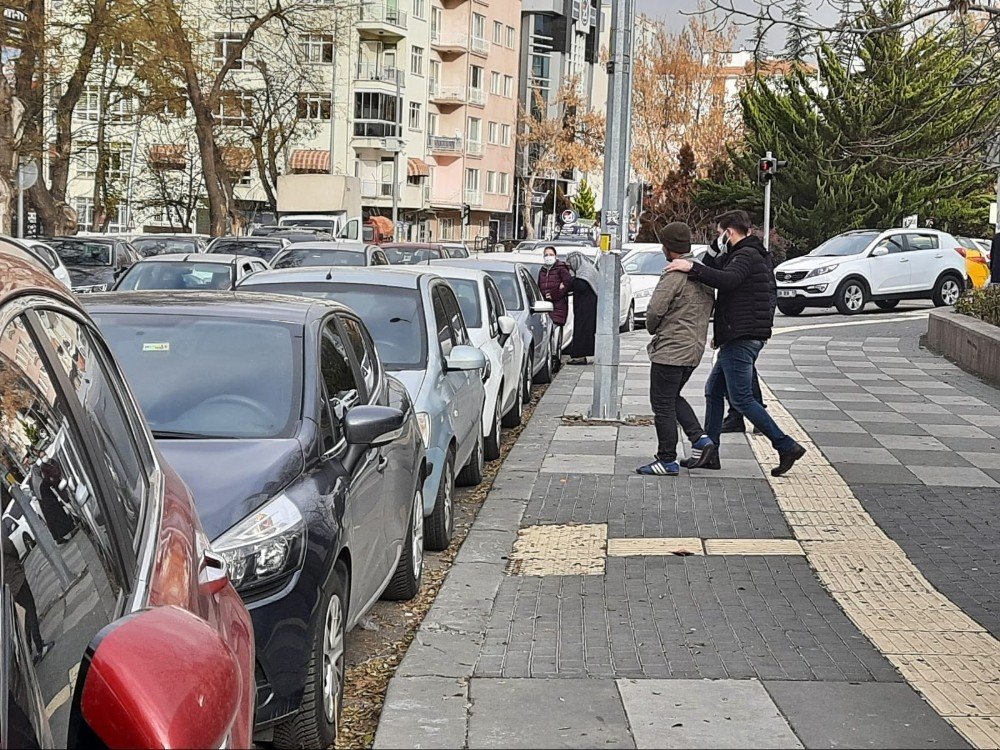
[
  {"xmin": 774, "ymin": 229, "xmax": 968, "ymax": 315},
  {"xmin": 624, "ymin": 244, "xmax": 709, "ymax": 320},
  {"xmin": 23, "ymin": 239, "xmax": 73, "ymax": 288},
  {"xmin": 428, "ymin": 266, "xmax": 528, "ymax": 458}
]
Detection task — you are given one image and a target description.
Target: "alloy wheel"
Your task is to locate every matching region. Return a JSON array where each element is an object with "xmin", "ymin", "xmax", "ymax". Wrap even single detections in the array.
[
  {"xmin": 411, "ymin": 490, "xmax": 424, "ymax": 578},
  {"xmin": 321, "ymin": 593, "xmax": 345, "ymax": 725},
  {"xmin": 845, "ymin": 284, "xmax": 864, "ymax": 311},
  {"xmin": 443, "ymin": 461, "xmax": 454, "ymax": 534},
  {"xmin": 941, "ymin": 279, "xmax": 960, "ymax": 305}
]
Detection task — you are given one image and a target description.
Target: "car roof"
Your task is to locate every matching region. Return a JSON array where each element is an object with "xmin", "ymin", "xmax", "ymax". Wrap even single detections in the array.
[
  {"xmin": 133, "ymin": 253, "xmax": 246, "ymax": 264},
  {"xmin": 0, "ymin": 238, "xmax": 82, "ymax": 305},
  {"xmin": 427, "ymin": 257, "xmax": 528, "ymax": 273},
  {"xmin": 382, "ymin": 242, "xmax": 444, "ymax": 250},
  {"xmin": 278, "ymin": 242, "xmax": 371, "ymax": 252},
  {"xmin": 131, "ymin": 234, "xmax": 201, "ymax": 241},
  {"xmin": 47, "ymin": 235, "xmax": 117, "ymax": 245},
  {"xmin": 239, "ymin": 266, "xmax": 435, "ymax": 290},
  {"xmin": 212, "ymin": 236, "xmax": 283, "ymax": 244},
  {"xmin": 422, "ymin": 263, "xmax": 491, "ymax": 283},
  {"xmin": 82, "ymin": 290, "xmax": 350, "ymax": 324}
]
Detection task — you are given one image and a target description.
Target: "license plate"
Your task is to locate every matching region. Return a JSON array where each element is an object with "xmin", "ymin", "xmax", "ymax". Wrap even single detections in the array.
[{"xmin": 777, "ymin": 290, "xmax": 797, "ymax": 298}]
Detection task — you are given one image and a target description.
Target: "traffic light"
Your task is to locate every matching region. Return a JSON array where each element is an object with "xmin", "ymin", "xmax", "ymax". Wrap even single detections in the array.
[
  {"xmin": 758, "ymin": 157, "xmax": 775, "ymax": 184},
  {"xmin": 461, "ymin": 203, "xmax": 470, "ymax": 225}
]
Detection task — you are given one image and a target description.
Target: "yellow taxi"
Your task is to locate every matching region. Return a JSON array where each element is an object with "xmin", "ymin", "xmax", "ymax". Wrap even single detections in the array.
[{"xmin": 956, "ymin": 238, "xmax": 991, "ymax": 288}]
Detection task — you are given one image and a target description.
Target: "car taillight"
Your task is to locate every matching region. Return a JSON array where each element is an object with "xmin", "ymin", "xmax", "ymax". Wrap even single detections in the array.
[{"xmin": 955, "ymin": 247, "xmax": 968, "ymax": 258}]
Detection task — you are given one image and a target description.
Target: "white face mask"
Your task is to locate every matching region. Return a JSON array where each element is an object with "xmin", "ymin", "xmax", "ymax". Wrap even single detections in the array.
[
  {"xmin": 543, "ymin": 256, "xmax": 556, "ymax": 267},
  {"xmin": 718, "ymin": 231, "xmax": 731, "ymax": 253}
]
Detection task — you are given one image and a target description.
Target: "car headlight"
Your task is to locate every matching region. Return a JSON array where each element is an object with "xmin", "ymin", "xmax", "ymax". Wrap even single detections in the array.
[
  {"xmin": 415, "ymin": 412, "xmax": 431, "ymax": 448},
  {"xmin": 213, "ymin": 494, "xmax": 305, "ymax": 596},
  {"xmin": 74, "ymin": 283, "xmax": 110, "ymax": 293},
  {"xmin": 635, "ymin": 288, "xmax": 654, "ymax": 299},
  {"xmin": 806, "ymin": 264, "xmax": 839, "ymax": 278}
]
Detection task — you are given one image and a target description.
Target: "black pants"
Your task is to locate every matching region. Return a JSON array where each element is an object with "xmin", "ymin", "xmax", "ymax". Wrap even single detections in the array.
[
  {"xmin": 724, "ymin": 366, "xmax": 764, "ymax": 423},
  {"xmin": 650, "ymin": 363, "xmax": 704, "ymax": 462}
]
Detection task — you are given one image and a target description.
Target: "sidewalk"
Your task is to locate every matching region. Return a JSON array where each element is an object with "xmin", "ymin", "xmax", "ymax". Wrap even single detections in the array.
[{"xmin": 374, "ymin": 327, "xmax": 1000, "ymax": 749}]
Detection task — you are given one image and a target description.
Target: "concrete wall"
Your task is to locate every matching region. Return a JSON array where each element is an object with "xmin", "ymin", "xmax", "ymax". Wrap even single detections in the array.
[{"xmin": 922, "ymin": 309, "xmax": 1000, "ymax": 387}]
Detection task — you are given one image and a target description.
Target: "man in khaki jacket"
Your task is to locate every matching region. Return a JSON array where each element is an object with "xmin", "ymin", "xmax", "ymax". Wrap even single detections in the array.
[{"xmin": 637, "ymin": 222, "xmax": 716, "ymax": 476}]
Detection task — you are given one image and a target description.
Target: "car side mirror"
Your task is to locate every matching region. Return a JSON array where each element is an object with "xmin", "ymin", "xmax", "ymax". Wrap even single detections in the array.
[
  {"xmin": 532, "ymin": 300, "xmax": 555, "ymax": 314},
  {"xmin": 870, "ymin": 246, "xmax": 889, "ymax": 257},
  {"xmin": 445, "ymin": 344, "xmax": 487, "ymax": 372},
  {"xmin": 69, "ymin": 606, "xmax": 241, "ymax": 750},
  {"xmin": 344, "ymin": 405, "xmax": 405, "ymax": 446},
  {"xmin": 497, "ymin": 315, "xmax": 516, "ymax": 338}
]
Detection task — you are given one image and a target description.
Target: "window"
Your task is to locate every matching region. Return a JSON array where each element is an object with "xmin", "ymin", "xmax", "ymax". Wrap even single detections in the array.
[
  {"xmin": 214, "ymin": 33, "xmax": 250, "ymax": 69},
  {"xmin": 469, "ymin": 65, "xmax": 484, "ymax": 91},
  {"xmin": 487, "ymin": 170, "xmax": 498, "ymax": 194},
  {"xmin": 503, "ymin": 74, "xmax": 514, "ymax": 97},
  {"xmin": 76, "ymin": 145, "xmax": 130, "ymax": 180},
  {"xmin": 432, "ymin": 288, "xmax": 455, "ymax": 357},
  {"xmin": 299, "ymin": 33, "xmax": 334, "ymax": 63},
  {"xmin": 493, "ymin": 20, "xmax": 503, "ymax": 44},
  {"xmin": 319, "ymin": 321, "xmax": 359, "ymax": 448},
  {"xmin": 77, "ymin": 85, "xmax": 131, "ymax": 122},
  {"xmin": 217, "ymin": 92, "xmax": 253, "ymax": 126},
  {"xmin": 339, "ymin": 316, "xmax": 378, "ymax": 397},
  {"xmin": 353, "ymin": 92, "xmax": 400, "ymax": 137},
  {"xmin": 500, "ymin": 172, "xmax": 510, "ymax": 194},
  {"xmin": 500, "ymin": 123, "xmax": 511, "ymax": 146},
  {"xmin": 408, "ymin": 101, "xmax": 421, "ymax": 130},
  {"xmin": 35, "ymin": 310, "xmax": 149, "ymax": 546},
  {"xmin": 506, "ymin": 24, "xmax": 516, "ymax": 48},
  {"xmin": 485, "ymin": 276, "xmax": 505, "ymax": 338},
  {"xmin": 519, "ymin": 267, "xmax": 541, "ymax": 306},
  {"xmin": 429, "ymin": 59, "xmax": 441, "ymax": 85},
  {"xmin": 74, "ymin": 197, "xmax": 95, "ymax": 230},
  {"xmin": 907, "ymin": 234, "xmax": 940, "ymax": 251},
  {"xmin": 412, "ymin": 0, "xmax": 424, "ymax": 18},
  {"xmin": 440, "ymin": 285, "xmax": 469, "ymax": 345},
  {"xmin": 427, "ymin": 111, "xmax": 438, "ymax": 136},
  {"xmin": 472, "ymin": 13, "xmax": 486, "ymax": 41},
  {"xmin": 441, "ymin": 217, "xmax": 455, "ymax": 240},
  {"xmin": 465, "ymin": 167, "xmax": 480, "ymax": 191},
  {"xmin": 410, "ymin": 45, "xmax": 424, "ymax": 75},
  {"xmin": 467, "ymin": 117, "xmax": 481, "ymax": 143},
  {"xmin": 297, "ymin": 92, "xmax": 332, "ymax": 120},
  {"xmin": 488, "ymin": 121, "xmax": 499, "ymax": 144},
  {"xmin": 874, "ymin": 234, "xmax": 907, "ymax": 254},
  {"xmin": 490, "ymin": 71, "xmax": 502, "ymax": 95},
  {"xmin": 236, "ymin": 168, "xmax": 253, "ymax": 187}
]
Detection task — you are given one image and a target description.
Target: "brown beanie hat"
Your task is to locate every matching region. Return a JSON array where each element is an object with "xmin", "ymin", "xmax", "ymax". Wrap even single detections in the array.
[{"xmin": 657, "ymin": 222, "xmax": 692, "ymax": 254}]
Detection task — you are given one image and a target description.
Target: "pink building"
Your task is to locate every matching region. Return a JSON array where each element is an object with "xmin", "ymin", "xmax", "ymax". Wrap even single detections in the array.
[{"xmin": 427, "ymin": 0, "xmax": 520, "ymax": 245}]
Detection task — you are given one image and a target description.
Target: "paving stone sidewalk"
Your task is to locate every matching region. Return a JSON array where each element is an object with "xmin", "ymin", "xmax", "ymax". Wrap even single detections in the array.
[{"xmin": 374, "ymin": 329, "xmax": 998, "ymax": 749}]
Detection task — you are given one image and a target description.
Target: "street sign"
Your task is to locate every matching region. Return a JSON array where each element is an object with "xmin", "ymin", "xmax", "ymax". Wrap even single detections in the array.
[
  {"xmin": 561, "ymin": 209, "xmax": 577, "ymax": 224},
  {"xmin": 17, "ymin": 160, "xmax": 37, "ymax": 190},
  {"xmin": 605, "ymin": 210, "xmax": 620, "ymax": 227},
  {"xmin": 902, "ymin": 214, "xmax": 918, "ymax": 228},
  {"xmin": 530, "ymin": 191, "xmax": 549, "ymax": 206}
]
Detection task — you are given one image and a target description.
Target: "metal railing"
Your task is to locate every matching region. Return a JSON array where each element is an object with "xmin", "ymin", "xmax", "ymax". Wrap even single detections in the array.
[
  {"xmin": 428, "ymin": 82, "xmax": 466, "ymax": 101},
  {"xmin": 354, "ymin": 62, "xmax": 404, "ymax": 85},
  {"xmin": 428, "ymin": 135, "xmax": 463, "ymax": 152},
  {"xmin": 465, "ymin": 139, "xmax": 483, "ymax": 157},
  {"xmin": 470, "ymin": 36, "xmax": 488, "ymax": 55},
  {"xmin": 358, "ymin": 3, "xmax": 407, "ymax": 29},
  {"xmin": 464, "ymin": 188, "xmax": 482, "ymax": 205},
  {"xmin": 467, "ymin": 87, "xmax": 485, "ymax": 106}
]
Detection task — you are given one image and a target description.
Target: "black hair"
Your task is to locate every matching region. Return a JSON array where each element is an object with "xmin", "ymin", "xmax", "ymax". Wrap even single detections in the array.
[{"xmin": 716, "ymin": 210, "xmax": 752, "ymax": 235}]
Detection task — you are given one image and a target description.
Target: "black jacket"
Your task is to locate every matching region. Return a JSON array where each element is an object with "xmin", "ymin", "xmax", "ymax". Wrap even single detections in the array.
[
  {"xmin": 991, "ymin": 232, "xmax": 999, "ymax": 284},
  {"xmin": 689, "ymin": 235, "xmax": 776, "ymax": 346}
]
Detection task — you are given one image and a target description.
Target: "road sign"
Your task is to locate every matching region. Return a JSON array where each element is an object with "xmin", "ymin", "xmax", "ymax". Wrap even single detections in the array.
[
  {"xmin": 605, "ymin": 210, "xmax": 620, "ymax": 227},
  {"xmin": 902, "ymin": 214, "xmax": 918, "ymax": 228},
  {"xmin": 530, "ymin": 191, "xmax": 549, "ymax": 206},
  {"xmin": 561, "ymin": 209, "xmax": 577, "ymax": 224},
  {"xmin": 17, "ymin": 160, "xmax": 37, "ymax": 190}
]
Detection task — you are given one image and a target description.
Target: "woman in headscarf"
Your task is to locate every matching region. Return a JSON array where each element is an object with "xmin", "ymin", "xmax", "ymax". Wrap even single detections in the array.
[
  {"xmin": 537, "ymin": 246, "xmax": 573, "ymax": 327},
  {"xmin": 564, "ymin": 251, "xmax": 599, "ymax": 364}
]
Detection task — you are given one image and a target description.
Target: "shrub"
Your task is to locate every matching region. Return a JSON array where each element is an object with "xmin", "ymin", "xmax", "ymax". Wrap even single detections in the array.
[{"xmin": 955, "ymin": 285, "xmax": 1000, "ymax": 327}]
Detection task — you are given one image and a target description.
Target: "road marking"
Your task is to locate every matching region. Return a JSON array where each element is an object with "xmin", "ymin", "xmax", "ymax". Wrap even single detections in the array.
[
  {"xmin": 774, "ymin": 311, "xmax": 929, "ymax": 335},
  {"xmin": 749, "ymin": 383, "xmax": 1000, "ymax": 748}
]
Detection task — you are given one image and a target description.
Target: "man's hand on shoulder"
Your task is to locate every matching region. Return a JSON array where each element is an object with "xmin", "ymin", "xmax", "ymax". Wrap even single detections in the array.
[{"xmin": 666, "ymin": 258, "xmax": 693, "ymax": 273}]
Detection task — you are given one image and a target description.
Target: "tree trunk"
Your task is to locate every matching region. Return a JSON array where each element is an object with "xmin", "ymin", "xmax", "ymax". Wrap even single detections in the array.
[{"xmin": 522, "ymin": 175, "xmax": 537, "ymax": 238}]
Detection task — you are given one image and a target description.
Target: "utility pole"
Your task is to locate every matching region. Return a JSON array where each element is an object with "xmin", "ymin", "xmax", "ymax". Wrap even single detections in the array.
[
  {"xmin": 391, "ymin": 70, "xmax": 401, "ymax": 238},
  {"xmin": 328, "ymin": 16, "xmax": 339, "ymax": 175},
  {"xmin": 763, "ymin": 150, "xmax": 773, "ymax": 250},
  {"xmin": 591, "ymin": 0, "xmax": 633, "ymax": 421}
]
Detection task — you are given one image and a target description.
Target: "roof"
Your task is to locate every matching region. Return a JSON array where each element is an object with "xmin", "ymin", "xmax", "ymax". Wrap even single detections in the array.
[
  {"xmin": 0, "ymin": 237, "xmax": 78, "ymax": 305},
  {"xmin": 427, "ymin": 257, "xmax": 527, "ymax": 273},
  {"xmin": 238, "ymin": 266, "xmax": 434, "ymax": 291},
  {"xmin": 278, "ymin": 242, "xmax": 371, "ymax": 252},
  {"xmin": 81, "ymin": 290, "xmax": 347, "ymax": 324},
  {"xmin": 422, "ymin": 264, "xmax": 490, "ymax": 283},
  {"xmin": 133, "ymin": 253, "xmax": 244, "ymax": 264}
]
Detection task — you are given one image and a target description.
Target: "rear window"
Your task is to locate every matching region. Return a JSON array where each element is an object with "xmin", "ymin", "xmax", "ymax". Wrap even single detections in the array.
[
  {"xmin": 132, "ymin": 238, "xmax": 200, "ymax": 256},
  {"xmin": 209, "ymin": 240, "xmax": 283, "ymax": 261},
  {"xmin": 116, "ymin": 261, "xmax": 234, "ymax": 290},
  {"xmin": 383, "ymin": 246, "xmax": 444, "ymax": 264},
  {"xmin": 50, "ymin": 240, "xmax": 113, "ymax": 266},
  {"xmin": 272, "ymin": 248, "xmax": 365, "ymax": 268}
]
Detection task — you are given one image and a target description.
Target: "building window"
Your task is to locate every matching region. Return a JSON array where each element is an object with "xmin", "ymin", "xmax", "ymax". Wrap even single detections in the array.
[
  {"xmin": 488, "ymin": 121, "xmax": 499, "ymax": 144},
  {"xmin": 490, "ymin": 71, "xmax": 502, "ymax": 95},
  {"xmin": 441, "ymin": 217, "xmax": 455, "ymax": 240},
  {"xmin": 79, "ymin": 86, "xmax": 101, "ymax": 121},
  {"xmin": 236, "ymin": 168, "xmax": 253, "ymax": 187},
  {"xmin": 412, "ymin": 0, "xmax": 424, "ymax": 18},
  {"xmin": 469, "ymin": 65, "xmax": 484, "ymax": 91},
  {"xmin": 214, "ymin": 33, "xmax": 250, "ymax": 70},
  {"xmin": 500, "ymin": 123, "xmax": 512, "ymax": 146},
  {"xmin": 408, "ymin": 101, "xmax": 421, "ymax": 129},
  {"xmin": 486, "ymin": 170, "xmax": 498, "ymax": 193},
  {"xmin": 217, "ymin": 92, "xmax": 253, "ymax": 125},
  {"xmin": 503, "ymin": 74, "xmax": 514, "ymax": 97},
  {"xmin": 500, "ymin": 172, "xmax": 510, "ymax": 194},
  {"xmin": 506, "ymin": 24, "xmax": 516, "ymax": 48},
  {"xmin": 410, "ymin": 45, "xmax": 424, "ymax": 75},
  {"xmin": 354, "ymin": 91, "xmax": 400, "ymax": 137},
  {"xmin": 74, "ymin": 198, "xmax": 124, "ymax": 232},
  {"xmin": 76, "ymin": 145, "xmax": 130, "ymax": 179},
  {"xmin": 493, "ymin": 20, "xmax": 503, "ymax": 44},
  {"xmin": 472, "ymin": 13, "xmax": 486, "ymax": 42},
  {"xmin": 467, "ymin": 117, "xmax": 481, "ymax": 143},
  {"xmin": 297, "ymin": 93, "xmax": 332, "ymax": 120},
  {"xmin": 299, "ymin": 33, "xmax": 334, "ymax": 63},
  {"xmin": 427, "ymin": 111, "xmax": 438, "ymax": 136},
  {"xmin": 465, "ymin": 167, "xmax": 479, "ymax": 191}
]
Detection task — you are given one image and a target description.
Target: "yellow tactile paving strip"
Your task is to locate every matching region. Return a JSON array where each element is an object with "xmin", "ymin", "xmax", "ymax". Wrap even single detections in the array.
[
  {"xmin": 506, "ymin": 523, "xmax": 608, "ymax": 576},
  {"xmin": 607, "ymin": 537, "xmax": 704, "ymax": 556},
  {"xmin": 750, "ymin": 383, "xmax": 1000, "ymax": 748},
  {"xmin": 702, "ymin": 538, "xmax": 805, "ymax": 556}
]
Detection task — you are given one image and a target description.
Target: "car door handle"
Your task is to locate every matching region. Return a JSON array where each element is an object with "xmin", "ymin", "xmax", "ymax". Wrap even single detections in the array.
[
  {"xmin": 899, "ymin": 258, "xmax": 909, "ymax": 263},
  {"xmin": 934, "ymin": 254, "xmax": 944, "ymax": 258},
  {"xmin": 199, "ymin": 550, "xmax": 229, "ymax": 596},
  {"xmin": 376, "ymin": 454, "xmax": 389, "ymax": 473}
]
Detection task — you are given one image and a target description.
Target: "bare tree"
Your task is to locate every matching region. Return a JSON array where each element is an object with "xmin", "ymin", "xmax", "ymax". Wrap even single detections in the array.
[{"xmin": 132, "ymin": 125, "xmax": 204, "ymax": 232}]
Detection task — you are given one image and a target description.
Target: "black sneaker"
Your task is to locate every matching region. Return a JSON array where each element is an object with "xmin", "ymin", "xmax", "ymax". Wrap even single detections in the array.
[
  {"xmin": 721, "ymin": 418, "xmax": 745, "ymax": 433},
  {"xmin": 682, "ymin": 443, "xmax": 720, "ymax": 470},
  {"xmin": 771, "ymin": 444, "xmax": 807, "ymax": 477}
]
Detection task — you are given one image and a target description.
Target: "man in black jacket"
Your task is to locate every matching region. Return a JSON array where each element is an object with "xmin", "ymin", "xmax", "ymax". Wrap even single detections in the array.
[
  {"xmin": 666, "ymin": 210, "xmax": 807, "ymax": 476},
  {"xmin": 991, "ymin": 231, "xmax": 999, "ymax": 284}
]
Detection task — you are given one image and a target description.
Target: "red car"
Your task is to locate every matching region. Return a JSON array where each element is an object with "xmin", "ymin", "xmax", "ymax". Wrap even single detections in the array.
[{"xmin": 0, "ymin": 237, "xmax": 255, "ymax": 748}]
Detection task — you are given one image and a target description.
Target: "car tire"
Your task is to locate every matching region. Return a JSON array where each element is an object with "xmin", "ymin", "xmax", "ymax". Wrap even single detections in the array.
[
  {"xmin": 484, "ymin": 396, "xmax": 503, "ymax": 461},
  {"xmin": 777, "ymin": 301, "xmax": 806, "ymax": 316},
  {"xmin": 273, "ymin": 568, "xmax": 348, "ymax": 750},
  {"xmin": 522, "ymin": 360, "xmax": 532, "ymax": 404},
  {"xmin": 932, "ymin": 274, "xmax": 963, "ymax": 307},
  {"xmin": 425, "ymin": 451, "xmax": 455, "ymax": 551},
  {"xmin": 382, "ymin": 486, "xmax": 423, "ymax": 601},
  {"xmin": 620, "ymin": 303, "xmax": 635, "ymax": 333},
  {"xmin": 834, "ymin": 278, "xmax": 868, "ymax": 315},
  {"xmin": 502, "ymin": 367, "xmax": 524, "ymax": 428},
  {"xmin": 457, "ymin": 428, "xmax": 484, "ymax": 487},
  {"xmin": 875, "ymin": 299, "xmax": 899, "ymax": 311}
]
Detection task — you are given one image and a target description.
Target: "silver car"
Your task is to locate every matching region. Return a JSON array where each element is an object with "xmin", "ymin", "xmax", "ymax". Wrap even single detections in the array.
[{"xmin": 237, "ymin": 266, "xmax": 487, "ymax": 551}]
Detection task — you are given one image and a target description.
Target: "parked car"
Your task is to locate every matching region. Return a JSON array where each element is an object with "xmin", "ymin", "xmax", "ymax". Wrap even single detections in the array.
[
  {"xmin": 207, "ymin": 236, "xmax": 291, "ymax": 262},
  {"xmin": 956, "ymin": 237, "xmax": 991, "ymax": 289},
  {"xmin": 623, "ymin": 244, "xmax": 709, "ymax": 321},
  {"xmin": 2, "ymin": 236, "xmax": 73, "ymax": 288},
  {"xmin": 111, "ymin": 253, "xmax": 269, "ymax": 291},
  {"xmin": 426, "ymin": 265, "xmax": 528, "ymax": 457},
  {"xmin": 271, "ymin": 241, "xmax": 390, "ymax": 269},
  {"xmin": 773, "ymin": 229, "xmax": 968, "ymax": 315},
  {"xmin": 131, "ymin": 234, "xmax": 208, "ymax": 256},
  {"xmin": 251, "ymin": 227, "xmax": 335, "ymax": 243},
  {"xmin": 45, "ymin": 236, "xmax": 141, "ymax": 293},
  {"xmin": 237, "ymin": 267, "xmax": 487, "ymax": 552},
  {"xmin": 431, "ymin": 258, "xmax": 556, "ymax": 384},
  {"xmin": 513, "ymin": 238, "xmax": 596, "ymax": 253},
  {"xmin": 85, "ymin": 291, "xmax": 426, "ymax": 747},
  {"xmin": 0, "ymin": 249, "xmax": 255, "ymax": 749},
  {"xmin": 382, "ymin": 242, "xmax": 447, "ymax": 265},
  {"xmin": 440, "ymin": 242, "xmax": 471, "ymax": 259}
]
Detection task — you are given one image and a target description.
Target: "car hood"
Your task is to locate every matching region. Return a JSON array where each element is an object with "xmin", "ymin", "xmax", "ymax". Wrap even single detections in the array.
[
  {"xmin": 157, "ymin": 438, "xmax": 304, "ymax": 540},
  {"xmin": 777, "ymin": 255, "xmax": 858, "ymax": 271},
  {"xmin": 67, "ymin": 265, "xmax": 116, "ymax": 287},
  {"xmin": 388, "ymin": 368, "xmax": 428, "ymax": 402}
]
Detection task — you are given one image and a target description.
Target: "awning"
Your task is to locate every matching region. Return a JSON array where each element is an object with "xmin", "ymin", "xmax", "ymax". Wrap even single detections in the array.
[
  {"xmin": 221, "ymin": 146, "xmax": 253, "ymax": 172},
  {"xmin": 407, "ymin": 157, "xmax": 429, "ymax": 178},
  {"xmin": 148, "ymin": 144, "xmax": 187, "ymax": 169},
  {"xmin": 289, "ymin": 149, "xmax": 331, "ymax": 173}
]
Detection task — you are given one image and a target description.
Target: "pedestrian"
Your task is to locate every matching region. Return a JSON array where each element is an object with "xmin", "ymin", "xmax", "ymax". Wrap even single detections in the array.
[
  {"xmin": 666, "ymin": 210, "xmax": 807, "ymax": 476},
  {"xmin": 564, "ymin": 251, "xmax": 599, "ymax": 365},
  {"xmin": 991, "ymin": 230, "xmax": 999, "ymax": 285},
  {"xmin": 537, "ymin": 246, "xmax": 573, "ymax": 328},
  {"xmin": 636, "ymin": 222, "xmax": 716, "ymax": 476}
]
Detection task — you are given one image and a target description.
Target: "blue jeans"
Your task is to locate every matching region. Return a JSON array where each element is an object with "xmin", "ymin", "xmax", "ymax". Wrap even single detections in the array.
[{"xmin": 705, "ymin": 340, "xmax": 797, "ymax": 454}]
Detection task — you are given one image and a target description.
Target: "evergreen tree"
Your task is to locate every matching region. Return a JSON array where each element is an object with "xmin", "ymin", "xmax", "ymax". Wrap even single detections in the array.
[
  {"xmin": 783, "ymin": 0, "xmax": 811, "ymax": 63},
  {"xmin": 751, "ymin": 5, "xmax": 771, "ymax": 69},
  {"xmin": 572, "ymin": 179, "xmax": 597, "ymax": 220}
]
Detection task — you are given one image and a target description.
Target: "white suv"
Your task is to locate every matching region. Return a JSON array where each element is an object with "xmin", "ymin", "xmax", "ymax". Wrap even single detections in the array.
[{"xmin": 773, "ymin": 229, "xmax": 967, "ymax": 316}]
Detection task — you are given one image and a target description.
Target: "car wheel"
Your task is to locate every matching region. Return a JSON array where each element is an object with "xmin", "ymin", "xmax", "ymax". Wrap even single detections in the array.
[
  {"xmin": 932, "ymin": 274, "xmax": 963, "ymax": 307},
  {"xmin": 484, "ymin": 396, "xmax": 502, "ymax": 461},
  {"xmin": 457, "ymin": 427, "xmax": 485, "ymax": 487},
  {"xmin": 273, "ymin": 569, "xmax": 347, "ymax": 750},
  {"xmin": 502, "ymin": 367, "xmax": 524, "ymax": 428},
  {"xmin": 382, "ymin": 486, "xmax": 424, "ymax": 601},
  {"xmin": 522, "ymin": 360, "xmax": 532, "ymax": 404},
  {"xmin": 777, "ymin": 301, "xmax": 806, "ymax": 316},
  {"xmin": 425, "ymin": 451, "xmax": 455, "ymax": 551},
  {"xmin": 834, "ymin": 279, "xmax": 868, "ymax": 315},
  {"xmin": 875, "ymin": 299, "xmax": 899, "ymax": 311},
  {"xmin": 620, "ymin": 303, "xmax": 635, "ymax": 333}
]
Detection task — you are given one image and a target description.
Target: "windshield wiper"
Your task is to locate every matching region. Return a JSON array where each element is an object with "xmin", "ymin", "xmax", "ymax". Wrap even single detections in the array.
[{"xmin": 151, "ymin": 429, "xmax": 230, "ymax": 440}]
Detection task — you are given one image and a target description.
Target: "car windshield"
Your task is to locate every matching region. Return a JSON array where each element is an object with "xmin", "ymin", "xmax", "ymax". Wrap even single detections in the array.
[
  {"xmin": 443, "ymin": 279, "xmax": 482, "ymax": 328},
  {"xmin": 244, "ymin": 283, "xmax": 427, "ymax": 370},
  {"xmin": 209, "ymin": 240, "xmax": 283, "ymax": 261},
  {"xmin": 50, "ymin": 240, "xmax": 112, "ymax": 266},
  {"xmin": 92, "ymin": 313, "xmax": 302, "ymax": 439},
  {"xmin": 808, "ymin": 232, "xmax": 879, "ymax": 257},
  {"xmin": 624, "ymin": 252, "xmax": 667, "ymax": 275},
  {"xmin": 444, "ymin": 245, "xmax": 470, "ymax": 258},
  {"xmin": 282, "ymin": 219, "xmax": 337, "ymax": 229},
  {"xmin": 116, "ymin": 261, "xmax": 234, "ymax": 291},
  {"xmin": 383, "ymin": 246, "xmax": 444, "ymax": 264},
  {"xmin": 272, "ymin": 248, "xmax": 365, "ymax": 268},
  {"xmin": 132, "ymin": 238, "xmax": 199, "ymax": 256},
  {"xmin": 488, "ymin": 270, "xmax": 523, "ymax": 311}
]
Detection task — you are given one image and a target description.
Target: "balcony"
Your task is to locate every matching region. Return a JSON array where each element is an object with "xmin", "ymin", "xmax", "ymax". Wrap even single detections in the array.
[
  {"xmin": 470, "ymin": 36, "xmax": 488, "ymax": 56},
  {"xmin": 361, "ymin": 180, "xmax": 394, "ymax": 199},
  {"xmin": 357, "ymin": 3, "xmax": 407, "ymax": 39},
  {"xmin": 428, "ymin": 80, "xmax": 466, "ymax": 105},
  {"xmin": 466, "ymin": 139, "xmax": 483, "ymax": 157},
  {"xmin": 352, "ymin": 120, "xmax": 401, "ymax": 151},
  {"xmin": 430, "ymin": 29, "xmax": 468, "ymax": 53},
  {"xmin": 428, "ymin": 135, "xmax": 463, "ymax": 156},
  {"xmin": 467, "ymin": 87, "xmax": 485, "ymax": 106},
  {"xmin": 464, "ymin": 188, "xmax": 482, "ymax": 206},
  {"xmin": 354, "ymin": 62, "xmax": 404, "ymax": 89}
]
